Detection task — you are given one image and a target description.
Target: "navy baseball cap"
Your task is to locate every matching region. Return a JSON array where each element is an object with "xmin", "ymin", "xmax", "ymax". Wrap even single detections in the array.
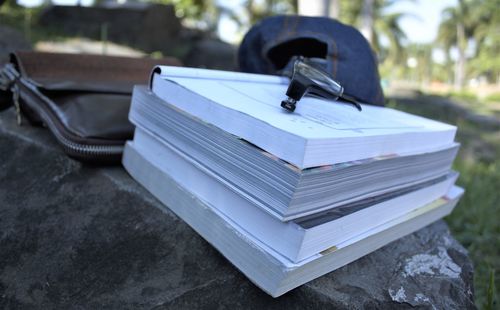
[{"xmin": 238, "ymin": 15, "xmax": 385, "ymax": 106}]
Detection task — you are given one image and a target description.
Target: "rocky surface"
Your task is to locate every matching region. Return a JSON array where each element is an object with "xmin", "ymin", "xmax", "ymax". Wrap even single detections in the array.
[
  {"xmin": 182, "ymin": 37, "xmax": 237, "ymax": 70},
  {"xmin": 0, "ymin": 108, "xmax": 475, "ymax": 309}
]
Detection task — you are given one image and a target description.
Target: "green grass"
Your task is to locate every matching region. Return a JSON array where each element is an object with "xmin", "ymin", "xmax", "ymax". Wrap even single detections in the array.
[
  {"xmin": 447, "ymin": 90, "xmax": 480, "ymax": 103},
  {"xmin": 388, "ymin": 96, "xmax": 499, "ymax": 309},
  {"xmin": 443, "ymin": 90, "xmax": 500, "ymax": 118},
  {"xmin": 485, "ymin": 92, "xmax": 500, "ymax": 104}
]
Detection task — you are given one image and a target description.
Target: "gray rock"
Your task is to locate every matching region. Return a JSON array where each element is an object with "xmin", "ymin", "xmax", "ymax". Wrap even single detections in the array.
[
  {"xmin": 37, "ymin": 4, "xmax": 182, "ymax": 54},
  {"xmin": 0, "ymin": 25, "xmax": 32, "ymax": 65},
  {"xmin": 35, "ymin": 4, "xmax": 237, "ymax": 70},
  {"xmin": 183, "ymin": 38, "xmax": 237, "ymax": 71},
  {"xmin": 0, "ymin": 108, "xmax": 475, "ymax": 309}
]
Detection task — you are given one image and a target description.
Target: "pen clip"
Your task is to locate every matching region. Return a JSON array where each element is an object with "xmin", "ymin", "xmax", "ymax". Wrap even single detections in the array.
[{"xmin": 281, "ymin": 57, "xmax": 362, "ymax": 112}]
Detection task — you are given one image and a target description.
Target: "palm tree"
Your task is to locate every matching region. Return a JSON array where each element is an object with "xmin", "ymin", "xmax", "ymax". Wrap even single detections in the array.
[
  {"xmin": 338, "ymin": 0, "xmax": 408, "ymax": 67},
  {"xmin": 467, "ymin": 0, "xmax": 500, "ymax": 84},
  {"xmin": 437, "ymin": 0, "xmax": 470, "ymax": 90},
  {"xmin": 297, "ymin": 0, "xmax": 338, "ymax": 18},
  {"xmin": 374, "ymin": 11, "xmax": 407, "ymax": 64},
  {"xmin": 406, "ymin": 43, "xmax": 433, "ymax": 86},
  {"xmin": 242, "ymin": 0, "xmax": 299, "ymax": 25},
  {"xmin": 330, "ymin": 0, "xmax": 340, "ymax": 18},
  {"xmin": 436, "ymin": 0, "xmax": 500, "ymax": 88},
  {"xmin": 359, "ymin": 0, "xmax": 375, "ymax": 43},
  {"xmin": 436, "ymin": 13, "xmax": 456, "ymax": 84}
]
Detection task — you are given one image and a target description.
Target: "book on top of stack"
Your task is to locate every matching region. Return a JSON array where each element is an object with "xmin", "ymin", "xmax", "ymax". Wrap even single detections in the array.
[{"xmin": 122, "ymin": 66, "xmax": 464, "ymax": 297}]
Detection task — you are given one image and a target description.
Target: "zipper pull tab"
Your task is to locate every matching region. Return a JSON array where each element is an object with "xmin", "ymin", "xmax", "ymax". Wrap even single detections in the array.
[{"xmin": 12, "ymin": 85, "xmax": 22, "ymax": 126}]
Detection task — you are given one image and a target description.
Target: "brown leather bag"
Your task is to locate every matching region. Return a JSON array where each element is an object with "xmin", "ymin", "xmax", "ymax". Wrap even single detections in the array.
[{"xmin": 0, "ymin": 51, "xmax": 180, "ymax": 163}]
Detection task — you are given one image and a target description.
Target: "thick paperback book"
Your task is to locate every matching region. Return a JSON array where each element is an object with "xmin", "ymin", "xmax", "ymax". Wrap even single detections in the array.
[
  {"xmin": 122, "ymin": 142, "xmax": 463, "ymax": 297},
  {"xmin": 118, "ymin": 67, "xmax": 464, "ymax": 297},
  {"xmin": 150, "ymin": 66, "xmax": 456, "ymax": 169},
  {"xmin": 128, "ymin": 126, "xmax": 457, "ymax": 262},
  {"xmin": 130, "ymin": 86, "xmax": 458, "ymax": 220}
]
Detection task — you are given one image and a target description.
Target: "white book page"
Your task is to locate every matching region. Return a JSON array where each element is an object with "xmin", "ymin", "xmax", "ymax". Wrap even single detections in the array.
[{"xmin": 154, "ymin": 66, "xmax": 455, "ymax": 140}]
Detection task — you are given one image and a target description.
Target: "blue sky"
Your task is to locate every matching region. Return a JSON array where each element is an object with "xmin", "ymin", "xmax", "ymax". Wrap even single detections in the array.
[
  {"xmin": 386, "ymin": 0, "xmax": 457, "ymax": 43},
  {"xmin": 18, "ymin": 0, "xmax": 457, "ymax": 44}
]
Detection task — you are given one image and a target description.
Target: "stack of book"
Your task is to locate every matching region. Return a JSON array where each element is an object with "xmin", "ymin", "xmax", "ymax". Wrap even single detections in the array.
[{"xmin": 123, "ymin": 66, "xmax": 464, "ymax": 297}]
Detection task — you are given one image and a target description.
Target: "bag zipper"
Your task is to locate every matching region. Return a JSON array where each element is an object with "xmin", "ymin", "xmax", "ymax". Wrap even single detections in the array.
[
  {"xmin": 5, "ymin": 65, "xmax": 125, "ymax": 162},
  {"xmin": 12, "ymin": 84, "xmax": 23, "ymax": 125}
]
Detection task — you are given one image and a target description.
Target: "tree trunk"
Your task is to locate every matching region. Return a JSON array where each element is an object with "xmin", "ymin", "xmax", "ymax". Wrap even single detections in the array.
[
  {"xmin": 329, "ymin": 0, "xmax": 340, "ymax": 19},
  {"xmin": 445, "ymin": 50, "xmax": 454, "ymax": 85},
  {"xmin": 454, "ymin": 21, "xmax": 466, "ymax": 90},
  {"xmin": 298, "ymin": 0, "xmax": 339, "ymax": 18},
  {"xmin": 360, "ymin": 0, "xmax": 375, "ymax": 44}
]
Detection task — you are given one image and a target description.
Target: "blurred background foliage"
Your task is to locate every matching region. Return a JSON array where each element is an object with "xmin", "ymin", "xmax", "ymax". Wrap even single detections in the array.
[
  {"xmin": 148, "ymin": 0, "xmax": 500, "ymax": 90},
  {"xmin": 0, "ymin": 0, "xmax": 499, "ymax": 308}
]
